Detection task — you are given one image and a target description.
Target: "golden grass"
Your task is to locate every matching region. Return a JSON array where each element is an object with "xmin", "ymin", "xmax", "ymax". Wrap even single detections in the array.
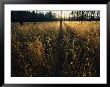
[{"xmin": 11, "ymin": 21, "xmax": 100, "ymax": 77}]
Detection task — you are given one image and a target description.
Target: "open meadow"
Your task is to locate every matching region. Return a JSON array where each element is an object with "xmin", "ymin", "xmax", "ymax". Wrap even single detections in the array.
[{"xmin": 11, "ymin": 21, "xmax": 100, "ymax": 77}]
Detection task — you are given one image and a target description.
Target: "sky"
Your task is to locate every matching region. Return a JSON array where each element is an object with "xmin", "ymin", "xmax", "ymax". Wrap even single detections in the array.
[
  {"xmin": 30, "ymin": 11, "xmax": 72, "ymax": 18},
  {"xmin": 29, "ymin": 10, "xmax": 100, "ymax": 19}
]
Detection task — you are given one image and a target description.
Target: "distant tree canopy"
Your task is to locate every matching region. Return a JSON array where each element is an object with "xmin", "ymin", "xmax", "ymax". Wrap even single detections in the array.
[
  {"xmin": 11, "ymin": 11, "xmax": 56, "ymax": 22},
  {"xmin": 11, "ymin": 11, "xmax": 100, "ymax": 23},
  {"xmin": 69, "ymin": 11, "xmax": 100, "ymax": 21}
]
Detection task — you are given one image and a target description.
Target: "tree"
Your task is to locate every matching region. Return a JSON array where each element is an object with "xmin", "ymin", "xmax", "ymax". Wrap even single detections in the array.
[
  {"xmin": 71, "ymin": 11, "xmax": 74, "ymax": 21},
  {"xmin": 60, "ymin": 10, "xmax": 62, "ymax": 29}
]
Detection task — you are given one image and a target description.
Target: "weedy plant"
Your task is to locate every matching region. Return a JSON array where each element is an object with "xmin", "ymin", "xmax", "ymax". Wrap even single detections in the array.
[{"xmin": 11, "ymin": 21, "xmax": 100, "ymax": 77}]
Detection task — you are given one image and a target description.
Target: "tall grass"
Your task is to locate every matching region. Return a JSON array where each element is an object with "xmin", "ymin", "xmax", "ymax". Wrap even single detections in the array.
[{"xmin": 11, "ymin": 21, "xmax": 100, "ymax": 77}]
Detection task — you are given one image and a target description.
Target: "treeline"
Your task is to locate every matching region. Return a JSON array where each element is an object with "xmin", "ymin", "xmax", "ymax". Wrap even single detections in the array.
[
  {"xmin": 69, "ymin": 11, "xmax": 100, "ymax": 21},
  {"xmin": 11, "ymin": 11, "xmax": 100, "ymax": 23},
  {"xmin": 11, "ymin": 11, "xmax": 56, "ymax": 23}
]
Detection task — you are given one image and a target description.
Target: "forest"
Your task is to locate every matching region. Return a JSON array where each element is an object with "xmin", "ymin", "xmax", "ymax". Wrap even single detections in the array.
[{"xmin": 11, "ymin": 11, "xmax": 100, "ymax": 22}]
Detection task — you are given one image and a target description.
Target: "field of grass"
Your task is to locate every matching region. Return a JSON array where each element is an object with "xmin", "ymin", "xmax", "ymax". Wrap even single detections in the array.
[{"xmin": 11, "ymin": 21, "xmax": 100, "ymax": 77}]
